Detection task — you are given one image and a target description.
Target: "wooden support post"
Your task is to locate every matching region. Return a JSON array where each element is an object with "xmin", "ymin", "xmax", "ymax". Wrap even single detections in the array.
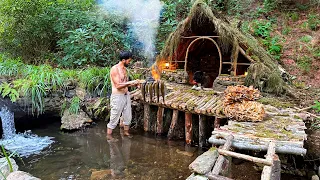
[
  {"xmin": 211, "ymin": 135, "xmax": 234, "ymax": 175},
  {"xmin": 199, "ymin": 115, "xmax": 206, "ymax": 148},
  {"xmin": 185, "ymin": 113, "xmax": 193, "ymax": 145},
  {"xmin": 271, "ymin": 155, "xmax": 281, "ymax": 180},
  {"xmin": 214, "ymin": 116, "xmax": 221, "ymax": 129},
  {"xmin": 261, "ymin": 141, "xmax": 276, "ymax": 180},
  {"xmin": 168, "ymin": 110, "xmax": 179, "ymax": 139},
  {"xmin": 156, "ymin": 107, "xmax": 164, "ymax": 134},
  {"xmin": 143, "ymin": 104, "xmax": 150, "ymax": 132}
]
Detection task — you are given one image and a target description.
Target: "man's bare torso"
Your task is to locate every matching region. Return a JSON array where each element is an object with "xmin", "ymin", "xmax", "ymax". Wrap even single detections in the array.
[{"xmin": 110, "ymin": 64, "xmax": 128, "ymax": 94}]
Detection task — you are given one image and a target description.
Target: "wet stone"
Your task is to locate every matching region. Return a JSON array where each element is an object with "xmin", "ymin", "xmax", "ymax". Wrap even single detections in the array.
[
  {"xmin": 0, "ymin": 158, "xmax": 18, "ymax": 178},
  {"xmin": 186, "ymin": 173, "xmax": 208, "ymax": 180},
  {"xmin": 189, "ymin": 148, "xmax": 219, "ymax": 174},
  {"xmin": 7, "ymin": 171, "xmax": 40, "ymax": 180}
]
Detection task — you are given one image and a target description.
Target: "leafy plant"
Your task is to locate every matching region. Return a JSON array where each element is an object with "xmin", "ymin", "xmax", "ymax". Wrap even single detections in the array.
[
  {"xmin": 253, "ymin": 20, "xmax": 272, "ymax": 38},
  {"xmin": 0, "ymin": 58, "xmax": 24, "ymax": 77},
  {"xmin": 262, "ymin": 36, "xmax": 283, "ymax": 61},
  {"xmin": 68, "ymin": 96, "xmax": 81, "ymax": 114},
  {"xmin": 312, "ymin": 100, "xmax": 320, "ymax": 112},
  {"xmin": 0, "ymin": 83, "xmax": 19, "ymax": 103},
  {"xmin": 79, "ymin": 67, "xmax": 111, "ymax": 96},
  {"xmin": 307, "ymin": 13, "xmax": 320, "ymax": 31},
  {"xmin": 263, "ymin": 0, "xmax": 278, "ymax": 12}
]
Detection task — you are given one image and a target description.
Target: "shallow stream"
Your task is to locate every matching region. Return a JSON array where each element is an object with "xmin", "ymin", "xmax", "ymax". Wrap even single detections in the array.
[
  {"xmin": 18, "ymin": 122, "xmax": 198, "ymax": 179},
  {"xmin": 16, "ymin": 121, "xmax": 306, "ymax": 180}
]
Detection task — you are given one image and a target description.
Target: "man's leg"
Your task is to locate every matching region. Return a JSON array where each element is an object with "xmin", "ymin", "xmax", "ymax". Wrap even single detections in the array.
[
  {"xmin": 122, "ymin": 94, "xmax": 132, "ymax": 137},
  {"xmin": 107, "ymin": 95, "xmax": 125, "ymax": 141},
  {"xmin": 119, "ymin": 115, "xmax": 124, "ymax": 128}
]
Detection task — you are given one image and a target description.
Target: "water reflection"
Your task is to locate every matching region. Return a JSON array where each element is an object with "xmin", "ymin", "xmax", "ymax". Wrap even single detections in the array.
[
  {"xmin": 19, "ymin": 122, "xmax": 197, "ymax": 180},
  {"xmin": 108, "ymin": 129, "xmax": 131, "ymax": 177}
]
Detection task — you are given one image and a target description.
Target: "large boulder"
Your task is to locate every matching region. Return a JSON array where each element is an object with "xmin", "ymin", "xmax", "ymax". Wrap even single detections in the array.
[
  {"xmin": 7, "ymin": 171, "xmax": 40, "ymax": 180},
  {"xmin": 0, "ymin": 157, "xmax": 18, "ymax": 179},
  {"xmin": 60, "ymin": 110, "xmax": 93, "ymax": 130}
]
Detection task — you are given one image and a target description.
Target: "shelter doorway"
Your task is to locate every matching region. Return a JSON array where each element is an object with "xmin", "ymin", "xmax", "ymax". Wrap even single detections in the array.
[{"xmin": 184, "ymin": 37, "xmax": 222, "ymax": 88}]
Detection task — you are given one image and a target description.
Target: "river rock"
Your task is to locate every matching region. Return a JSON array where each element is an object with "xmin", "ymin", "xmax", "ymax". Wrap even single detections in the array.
[
  {"xmin": 189, "ymin": 148, "xmax": 219, "ymax": 174},
  {"xmin": 61, "ymin": 110, "xmax": 92, "ymax": 130},
  {"xmin": 186, "ymin": 173, "xmax": 208, "ymax": 180},
  {"xmin": 0, "ymin": 158, "xmax": 18, "ymax": 179},
  {"xmin": 7, "ymin": 171, "xmax": 40, "ymax": 180}
]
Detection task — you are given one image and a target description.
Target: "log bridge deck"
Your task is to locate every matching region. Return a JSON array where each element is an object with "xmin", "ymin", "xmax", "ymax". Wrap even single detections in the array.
[{"xmin": 131, "ymin": 82, "xmax": 307, "ymax": 155}]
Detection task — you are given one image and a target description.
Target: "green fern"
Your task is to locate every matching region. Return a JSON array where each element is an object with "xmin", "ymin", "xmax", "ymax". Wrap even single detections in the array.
[{"xmin": 0, "ymin": 82, "xmax": 19, "ymax": 102}]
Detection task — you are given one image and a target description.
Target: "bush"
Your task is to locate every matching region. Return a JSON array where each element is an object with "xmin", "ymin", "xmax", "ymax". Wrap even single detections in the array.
[
  {"xmin": 0, "ymin": 0, "xmax": 132, "ymax": 67},
  {"xmin": 0, "ymin": 0, "xmax": 95, "ymax": 62},
  {"xmin": 56, "ymin": 15, "xmax": 131, "ymax": 67}
]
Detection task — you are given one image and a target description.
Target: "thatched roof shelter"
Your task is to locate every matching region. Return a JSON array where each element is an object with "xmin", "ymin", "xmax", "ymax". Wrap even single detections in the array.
[{"xmin": 155, "ymin": 0, "xmax": 287, "ymax": 94}]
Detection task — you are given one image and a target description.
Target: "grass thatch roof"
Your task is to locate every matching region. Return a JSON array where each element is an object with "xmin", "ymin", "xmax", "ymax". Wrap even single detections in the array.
[{"xmin": 156, "ymin": 0, "xmax": 287, "ymax": 94}]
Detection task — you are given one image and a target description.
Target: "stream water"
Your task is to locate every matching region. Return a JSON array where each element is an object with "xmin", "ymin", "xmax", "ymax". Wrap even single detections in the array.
[
  {"xmin": 16, "ymin": 121, "xmax": 306, "ymax": 180},
  {"xmin": 18, "ymin": 122, "xmax": 199, "ymax": 180}
]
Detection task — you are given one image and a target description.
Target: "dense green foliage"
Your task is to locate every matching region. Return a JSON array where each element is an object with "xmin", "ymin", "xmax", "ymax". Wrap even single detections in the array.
[
  {"xmin": 0, "ymin": 0, "xmax": 130, "ymax": 67},
  {"xmin": 156, "ymin": 0, "xmax": 190, "ymax": 51}
]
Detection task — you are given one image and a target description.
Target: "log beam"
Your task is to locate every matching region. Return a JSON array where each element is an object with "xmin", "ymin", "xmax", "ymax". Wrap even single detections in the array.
[
  {"xmin": 185, "ymin": 113, "xmax": 193, "ymax": 145},
  {"xmin": 168, "ymin": 110, "xmax": 179, "ymax": 139},
  {"xmin": 217, "ymin": 149, "xmax": 272, "ymax": 166}
]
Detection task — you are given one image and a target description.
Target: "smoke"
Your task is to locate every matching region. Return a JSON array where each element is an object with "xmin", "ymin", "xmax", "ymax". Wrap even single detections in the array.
[{"xmin": 100, "ymin": 0, "xmax": 163, "ymax": 64}]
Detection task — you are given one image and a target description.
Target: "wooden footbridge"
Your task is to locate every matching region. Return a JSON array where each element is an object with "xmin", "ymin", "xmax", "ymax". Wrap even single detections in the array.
[{"xmin": 130, "ymin": 82, "xmax": 307, "ymax": 179}]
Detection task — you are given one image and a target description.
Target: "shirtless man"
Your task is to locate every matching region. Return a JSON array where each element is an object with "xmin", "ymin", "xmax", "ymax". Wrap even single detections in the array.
[{"xmin": 107, "ymin": 51, "xmax": 137, "ymax": 141}]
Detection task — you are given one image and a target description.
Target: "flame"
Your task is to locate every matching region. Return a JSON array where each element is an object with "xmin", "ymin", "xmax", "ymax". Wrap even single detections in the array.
[
  {"xmin": 151, "ymin": 64, "xmax": 161, "ymax": 80},
  {"xmin": 244, "ymin": 72, "xmax": 248, "ymax": 76}
]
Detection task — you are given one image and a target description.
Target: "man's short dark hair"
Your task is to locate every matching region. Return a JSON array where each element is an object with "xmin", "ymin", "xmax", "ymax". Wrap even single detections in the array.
[{"xmin": 119, "ymin": 51, "xmax": 132, "ymax": 61}]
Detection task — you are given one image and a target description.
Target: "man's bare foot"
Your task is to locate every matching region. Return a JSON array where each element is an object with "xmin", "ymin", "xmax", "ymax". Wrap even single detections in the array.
[
  {"xmin": 106, "ymin": 134, "xmax": 118, "ymax": 142},
  {"xmin": 123, "ymin": 132, "xmax": 133, "ymax": 138}
]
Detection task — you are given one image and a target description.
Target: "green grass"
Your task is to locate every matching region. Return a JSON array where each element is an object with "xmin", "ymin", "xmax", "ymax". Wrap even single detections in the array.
[
  {"xmin": 0, "ymin": 54, "xmax": 113, "ymax": 115},
  {"xmin": 300, "ymin": 35, "xmax": 312, "ymax": 43}
]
